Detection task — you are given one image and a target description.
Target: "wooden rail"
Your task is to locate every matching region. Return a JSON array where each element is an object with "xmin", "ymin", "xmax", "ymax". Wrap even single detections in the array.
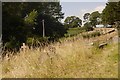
[{"xmin": 98, "ymin": 43, "xmax": 107, "ymax": 49}]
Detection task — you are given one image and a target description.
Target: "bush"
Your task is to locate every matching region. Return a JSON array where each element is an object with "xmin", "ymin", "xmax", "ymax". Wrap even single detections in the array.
[
  {"xmin": 26, "ymin": 37, "xmax": 48, "ymax": 46},
  {"xmin": 4, "ymin": 37, "xmax": 20, "ymax": 51},
  {"xmin": 83, "ymin": 22, "xmax": 94, "ymax": 31},
  {"xmin": 90, "ymin": 31, "xmax": 101, "ymax": 37},
  {"xmin": 65, "ymin": 27, "xmax": 84, "ymax": 37},
  {"xmin": 65, "ymin": 27, "xmax": 93, "ymax": 37},
  {"xmin": 82, "ymin": 31, "xmax": 101, "ymax": 39}
]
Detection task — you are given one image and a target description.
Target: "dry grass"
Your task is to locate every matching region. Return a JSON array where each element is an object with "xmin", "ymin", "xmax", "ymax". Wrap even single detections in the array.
[{"xmin": 1, "ymin": 29, "xmax": 118, "ymax": 78}]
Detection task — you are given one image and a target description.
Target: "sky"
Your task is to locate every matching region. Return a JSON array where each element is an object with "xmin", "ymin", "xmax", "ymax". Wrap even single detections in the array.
[{"xmin": 60, "ymin": 2, "xmax": 107, "ymax": 24}]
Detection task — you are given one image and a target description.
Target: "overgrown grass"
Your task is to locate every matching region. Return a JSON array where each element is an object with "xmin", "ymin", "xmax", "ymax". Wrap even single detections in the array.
[
  {"xmin": 65, "ymin": 27, "xmax": 85, "ymax": 37},
  {"xmin": 82, "ymin": 31, "xmax": 101, "ymax": 39},
  {"xmin": 1, "ymin": 33, "xmax": 118, "ymax": 78}
]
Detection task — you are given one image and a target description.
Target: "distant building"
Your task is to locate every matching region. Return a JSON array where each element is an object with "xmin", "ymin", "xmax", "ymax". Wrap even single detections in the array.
[
  {"xmin": 95, "ymin": 24, "xmax": 112, "ymax": 28},
  {"xmin": 105, "ymin": 25, "xmax": 112, "ymax": 28},
  {"xmin": 96, "ymin": 24, "xmax": 104, "ymax": 28}
]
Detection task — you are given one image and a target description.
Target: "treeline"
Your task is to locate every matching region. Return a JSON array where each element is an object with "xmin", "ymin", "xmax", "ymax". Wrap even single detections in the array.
[
  {"xmin": 64, "ymin": 1, "xmax": 120, "ymax": 29},
  {"xmin": 102, "ymin": 1, "xmax": 120, "ymax": 25},
  {"xmin": 2, "ymin": 1, "xmax": 120, "ymax": 51},
  {"xmin": 2, "ymin": 2, "xmax": 67, "ymax": 50}
]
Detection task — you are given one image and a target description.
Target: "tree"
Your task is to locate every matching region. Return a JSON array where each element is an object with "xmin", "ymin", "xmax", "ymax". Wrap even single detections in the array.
[
  {"xmin": 24, "ymin": 9, "xmax": 38, "ymax": 26},
  {"xmin": 102, "ymin": 1, "xmax": 120, "ymax": 25},
  {"xmin": 83, "ymin": 13, "xmax": 90, "ymax": 23},
  {"xmin": 34, "ymin": 14, "xmax": 66, "ymax": 41},
  {"xmin": 22, "ymin": 2, "xmax": 64, "ymax": 21},
  {"xmin": 83, "ymin": 22, "xmax": 93, "ymax": 31},
  {"xmin": 2, "ymin": 2, "xmax": 27, "ymax": 49},
  {"xmin": 64, "ymin": 16, "xmax": 82, "ymax": 28},
  {"xmin": 2, "ymin": 2, "xmax": 66, "ymax": 50},
  {"xmin": 24, "ymin": 9, "xmax": 38, "ymax": 37},
  {"xmin": 89, "ymin": 11, "xmax": 101, "ymax": 27}
]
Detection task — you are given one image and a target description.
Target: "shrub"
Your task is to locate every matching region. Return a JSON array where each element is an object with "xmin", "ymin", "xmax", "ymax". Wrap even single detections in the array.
[
  {"xmin": 82, "ymin": 31, "xmax": 101, "ymax": 39},
  {"xmin": 90, "ymin": 31, "xmax": 101, "ymax": 37},
  {"xmin": 65, "ymin": 27, "xmax": 84, "ymax": 37},
  {"xmin": 4, "ymin": 37, "xmax": 20, "ymax": 51},
  {"xmin": 83, "ymin": 22, "xmax": 94, "ymax": 31},
  {"xmin": 26, "ymin": 37, "xmax": 48, "ymax": 46}
]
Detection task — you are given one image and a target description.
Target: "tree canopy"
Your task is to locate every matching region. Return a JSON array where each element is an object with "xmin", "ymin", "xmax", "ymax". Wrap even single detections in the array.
[
  {"xmin": 102, "ymin": 1, "xmax": 120, "ymax": 25},
  {"xmin": 89, "ymin": 11, "xmax": 101, "ymax": 27},
  {"xmin": 2, "ymin": 2, "xmax": 66, "ymax": 50},
  {"xmin": 83, "ymin": 13, "xmax": 90, "ymax": 23},
  {"xmin": 64, "ymin": 16, "xmax": 82, "ymax": 28}
]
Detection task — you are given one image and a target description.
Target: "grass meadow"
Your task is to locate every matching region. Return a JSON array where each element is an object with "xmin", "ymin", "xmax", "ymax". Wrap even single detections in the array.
[{"xmin": 1, "ymin": 29, "xmax": 118, "ymax": 78}]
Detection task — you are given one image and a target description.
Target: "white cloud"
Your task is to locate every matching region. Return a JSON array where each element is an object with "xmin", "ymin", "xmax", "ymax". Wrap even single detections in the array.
[
  {"xmin": 61, "ymin": 5, "xmax": 106, "ymax": 24},
  {"xmin": 79, "ymin": 5, "xmax": 105, "ymax": 25},
  {"xmin": 80, "ymin": 5, "xmax": 105, "ymax": 18}
]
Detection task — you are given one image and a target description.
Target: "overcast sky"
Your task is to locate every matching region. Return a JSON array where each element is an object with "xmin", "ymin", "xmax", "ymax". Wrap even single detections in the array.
[{"xmin": 60, "ymin": 2, "xmax": 107, "ymax": 23}]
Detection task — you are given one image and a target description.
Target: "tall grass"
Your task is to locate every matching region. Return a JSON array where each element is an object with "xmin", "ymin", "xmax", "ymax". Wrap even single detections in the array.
[
  {"xmin": 82, "ymin": 31, "xmax": 101, "ymax": 39},
  {"xmin": 65, "ymin": 27, "xmax": 85, "ymax": 37},
  {"xmin": 1, "ymin": 30, "xmax": 118, "ymax": 78}
]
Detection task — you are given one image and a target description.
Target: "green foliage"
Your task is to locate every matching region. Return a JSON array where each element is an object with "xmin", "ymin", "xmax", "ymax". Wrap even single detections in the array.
[
  {"xmin": 26, "ymin": 37, "xmax": 48, "ymax": 46},
  {"xmin": 64, "ymin": 16, "xmax": 82, "ymax": 28},
  {"xmin": 24, "ymin": 9, "xmax": 38, "ymax": 26},
  {"xmin": 65, "ymin": 25, "xmax": 94, "ymax": 38},
  {"xmin": 22, "ymin": 2, "xmax": 64, "ymax": 20},
  {"xmin": 2, "ymin": 3, "xmax": 27, "ymax": 50},
  {"xmin": 2, "ymin": 2, "xmax": 66, "ymax": 50},
  {"xmin": 35, "ymin": 14, "xmax": 67, "ymax": 40},
  {"xmin": 102, "ymin": 2, "xmax": 120, "ymax": 25},
  {"xmin": 82, "ymin": 31, "xmax": 101, "ymax": 39},
  {"xmin": 4, "ymin": 37, "xmax": 20, "ymax": 50},
  {"xmin": 89, "ymin": 11, "xmax": 101, "ymax": 27},
  {"xmin": 83, "ymin": 13, "xmax": 90, "ymax": 23},
  {"xmin": 83, "ymin": 22, "xmax": 94, "ymax": 31},
  {"xmin": 65, "ymin": 27, "xmax": 84, "ymax": 37}
]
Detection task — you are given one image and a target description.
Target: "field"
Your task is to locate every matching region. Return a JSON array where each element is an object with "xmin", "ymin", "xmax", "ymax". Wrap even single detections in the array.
[
  {"xmin": 1, "ymin": 28, "xmax": 118, "ymax": 78},
  {"xmin": 65, "ymin": 27, "xmax": 85, "ymax": 37}
]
